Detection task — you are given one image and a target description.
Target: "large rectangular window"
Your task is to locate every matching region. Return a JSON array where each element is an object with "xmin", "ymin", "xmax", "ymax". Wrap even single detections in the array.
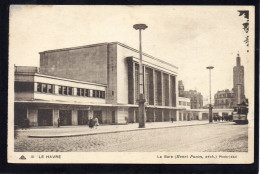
[
  {"xmin": 15, "ymin": 82, "xmax": 34, "ymax": 92},
  {"xmin": 75, "ymin": 88, "xmax": 104, "ymax": 98},
  {"xmin": 36, "ymin": 83, "xmax": 53, "ymax": 94}
]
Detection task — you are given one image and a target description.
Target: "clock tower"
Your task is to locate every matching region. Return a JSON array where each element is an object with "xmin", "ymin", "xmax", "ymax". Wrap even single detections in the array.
[{"xmin": 233, "ymin": 53, "xmax": 245, "ymax": 106}]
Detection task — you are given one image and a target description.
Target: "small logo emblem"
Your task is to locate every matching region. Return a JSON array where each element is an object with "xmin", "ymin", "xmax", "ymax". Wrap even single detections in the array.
[{"xmin": 19, "ymin": 155, "xmax": 26, "ymax": 160}]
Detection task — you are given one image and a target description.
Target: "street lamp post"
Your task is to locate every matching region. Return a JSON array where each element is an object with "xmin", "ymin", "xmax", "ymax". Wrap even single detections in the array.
[
  {"xmin": 206, "ymin": 66, "xmax": 214, "ymax": 123},
  {"xmin": 133, "ymin": 24, "xmax": 148, "ymax": 128}
]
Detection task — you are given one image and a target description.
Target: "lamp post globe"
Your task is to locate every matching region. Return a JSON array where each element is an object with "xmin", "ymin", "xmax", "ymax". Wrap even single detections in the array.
[{"xmin": 133, "ymin": 24, "xmax": 148, "ymax": 30}]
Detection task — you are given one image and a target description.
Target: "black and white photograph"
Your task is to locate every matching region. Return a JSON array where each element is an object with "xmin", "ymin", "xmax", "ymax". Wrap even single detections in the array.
[{"xmin": 8, "ymin": 5, "xmax": 255, "ymax": 164}]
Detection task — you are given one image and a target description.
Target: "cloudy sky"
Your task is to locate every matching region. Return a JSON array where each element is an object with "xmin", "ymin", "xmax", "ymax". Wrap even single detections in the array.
[{"xmin": 9, "ymin": 5, "xmax": 254, "ymax": 105}]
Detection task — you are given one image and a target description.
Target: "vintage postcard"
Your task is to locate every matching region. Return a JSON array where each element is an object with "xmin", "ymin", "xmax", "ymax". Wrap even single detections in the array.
[{"xmin": 8, "ymin": 5, "xmax": 255, "ymax": 164}]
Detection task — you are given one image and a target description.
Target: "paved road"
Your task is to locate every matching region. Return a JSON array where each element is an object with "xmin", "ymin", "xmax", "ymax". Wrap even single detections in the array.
[{"xmin": 15, "ymin": 122, "xmax": 247, "ymax": 152}]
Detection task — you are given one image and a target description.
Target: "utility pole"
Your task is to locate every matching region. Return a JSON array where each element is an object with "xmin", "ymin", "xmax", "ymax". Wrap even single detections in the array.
[
  {"xmin": 206, "ymin": 66, "xmax": 214, "ymax": 123},
  {"xmin": 133, "ymin": 24, "xmax": 148, "ymax": 128}
]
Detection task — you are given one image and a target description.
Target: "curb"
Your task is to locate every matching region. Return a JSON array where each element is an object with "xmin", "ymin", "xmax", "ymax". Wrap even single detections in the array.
[{"xmin": 28, "ymin": 122, "xmax": 230, "ymax": 138}]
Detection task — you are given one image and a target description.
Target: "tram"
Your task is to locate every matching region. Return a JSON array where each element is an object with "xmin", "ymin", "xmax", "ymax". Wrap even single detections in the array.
[{"xmin": 232, "ymin": 101, "xmax": 248, "ymax": 124}]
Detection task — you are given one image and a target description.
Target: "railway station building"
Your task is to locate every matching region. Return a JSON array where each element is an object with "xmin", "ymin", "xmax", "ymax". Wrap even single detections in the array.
[{"xmin": 14, "ymin": 42, "xmax": 183, "ymax": 127}]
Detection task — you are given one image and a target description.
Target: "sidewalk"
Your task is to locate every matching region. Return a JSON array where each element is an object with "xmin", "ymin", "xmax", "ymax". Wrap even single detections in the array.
[{"xmin": 23, "ymin": 120, "xmax": 228, "ymax": 138}]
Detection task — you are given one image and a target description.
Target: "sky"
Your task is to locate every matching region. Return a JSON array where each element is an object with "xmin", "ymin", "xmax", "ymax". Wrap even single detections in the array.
[{"xmin": 9, "ymin": 5, "xmax": 255, "ymax": 105}]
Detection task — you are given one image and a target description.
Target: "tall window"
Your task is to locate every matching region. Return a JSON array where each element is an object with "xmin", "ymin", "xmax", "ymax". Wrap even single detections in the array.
[
  {"xmin": 77, "ymin": 88, "xmax": 80, "ymax": 96},
  {"xmin": 47, "ymin": 84, "xmax": 53, "ymax": 93},
  {"xmin": 93, "ymin": 90, "xmax": 96, "ymax": 97},
  {"xmin": 42, "ymin": 84, "xmax": 47, "ymax": 93},
  {"xmin": 37, "ymin": 83, "xmax": 41, "ymax": 92},
  {"xmin": 85, "ymin": 89, "xmax": 89, "ymax": 97},
  {"xmin": 81, "ymin": 88, "xmax": 84, "ymax": 96},
  {"xmin": 58, "ymin": 86, "xmax": 62, "ymax": 94},
  {"xmin": 101, "ymin": 91, "xmax": 105, "ymax": 98},
  {"xmin": 63, "ymin": 86, "xmax": 68, "ymax": 95},
  {"xmin": 68, "ymin": 87, "xmax": 73, "ymax": 95}
]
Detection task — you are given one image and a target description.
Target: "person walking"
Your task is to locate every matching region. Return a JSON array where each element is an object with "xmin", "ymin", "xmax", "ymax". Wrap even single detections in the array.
[
  {"xmin": 171, "ymin": 117, "xmax": 174, "ymax": 123},
  {"xmin": 57, "ymin": 116, "xmax": 61, "ymax": 128}
]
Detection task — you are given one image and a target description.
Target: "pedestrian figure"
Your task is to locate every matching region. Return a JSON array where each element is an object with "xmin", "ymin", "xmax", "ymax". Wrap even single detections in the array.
[
  {"xmin": 57, "ymin": 116, "xmax": 61, "ymax": 128},
  {"xmin": 89, "ymin": 118, "xmax": 94, "ymax": 129},
  {"xmin": 94, "ymin": 117, "xmax": 99, "ymax": 129},
  {"xmin": 221, "ymin": 116, "xmax": 224, "ymax": 122},
  {"xmin": 171, "ymin": 117, "xmax": 174, "ymax": 123},
  {"xmin": 125, "ymin": 116, "xmax": 128, "ymax": 124}
]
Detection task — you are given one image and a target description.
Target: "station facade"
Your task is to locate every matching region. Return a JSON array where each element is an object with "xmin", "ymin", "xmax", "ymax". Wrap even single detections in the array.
[{"xmin": 14, "ymin": 42, "xmax": 184, "ymax": 127}]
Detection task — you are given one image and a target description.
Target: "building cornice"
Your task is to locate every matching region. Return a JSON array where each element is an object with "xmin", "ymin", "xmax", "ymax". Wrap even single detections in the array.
[{"xmin": 39, "ymin": 42, "xmax": 178, "ymax": 69}]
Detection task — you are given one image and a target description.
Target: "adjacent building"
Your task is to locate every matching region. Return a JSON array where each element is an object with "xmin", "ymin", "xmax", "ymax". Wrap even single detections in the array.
[
  {"xmin": 177, "ymin": 81, "xmax": 201, "ymax": 120},
  {"xmin": 14, "ymin": 42, "xmax": 181, "ymax": 127},
  {"xmin": 178, "ymin": 81, "xmax": 203, "ymax": 109},
  {"xmin": 178, "ymin": 97, "xmax": 193, "ymax": 121},
  {"xmin": 183, "ymin": 90, "xmax": 203, "ymax": 109},
  {"xmin": 214, "ymin": 89, "xmax": 234, "ymax": 109}
]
